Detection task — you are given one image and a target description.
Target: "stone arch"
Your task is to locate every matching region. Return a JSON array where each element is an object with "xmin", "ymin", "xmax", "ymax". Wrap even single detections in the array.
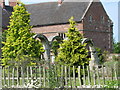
[
  {"xmin": 51, "ymin": 36, "xmax": 63, "ymax": 45},
  {"xmin": 50, "ymin": 36, "xmax": 63, "ymax": 62},
  {"xmin": 82, "ymin": 38, "xmax": 100, "ymax": 70},
  {"xmin": 82, "ymin": 38, "xmax": 94, "ymax": 46},
  {"xmin": 33, "ymin": 34, "xmax": 63, "ymax": 63},
  {"xmin": 33, "ymin": 34, "xmax": 50, "ymax": 61}
]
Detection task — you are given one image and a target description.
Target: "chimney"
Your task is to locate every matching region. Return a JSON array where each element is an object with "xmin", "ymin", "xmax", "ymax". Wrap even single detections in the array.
[
  {"xmin": 0, "ymin": 0, "xmax": 5, "ymax": 8},
  {"xmin": 9, "ymin": 0, "xmax": 17, "ymax": 6},
  {"xmin": 58, "ymin": 0, "xmax": 63, "ymax": 6}
]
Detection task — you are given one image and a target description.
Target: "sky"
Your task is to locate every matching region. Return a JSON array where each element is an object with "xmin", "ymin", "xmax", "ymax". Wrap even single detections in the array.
[
  {"xmin": 5, "ymin": 0, "xmax": 120, "ymax": 42},
  {"xmin": 100, "ymin": 0, "xmax": 119, "ymax": 42}
]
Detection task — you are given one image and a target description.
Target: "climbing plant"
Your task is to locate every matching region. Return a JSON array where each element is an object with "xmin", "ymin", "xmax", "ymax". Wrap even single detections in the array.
[{"xmin": 1, "ymin": 2, "xmax": 44, "ymax": 66}]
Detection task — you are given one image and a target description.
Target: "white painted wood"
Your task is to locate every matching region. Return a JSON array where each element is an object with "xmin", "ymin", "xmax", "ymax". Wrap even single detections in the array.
[
  {"xmin": 8, "ymin": 66, "xmax": 10, "ymax": 87},
  {"xmin": 83, "ymin": 65, "xmax": 86, "ymax": 85},
  {"xmin": 0, "ymin": 66, "xmax": 2, "ymax": 89},
  {"xmin": 12, "ymin": 67, "xmax": 15, "ymax": 86},
  {"xmin": 73, "ymin": 66, "xmax": 76, "ymax": 87},
  {"xmin": 78, "ymin": 66, "xmax": 82, "ymax": 86},
  {"xmin": 1, "ymin": 65, "xmax": 118, "ymax": 88},
  {"xmin": 65, "ymin": 66, "xmax": 67, "ymax": 86},
  {"xmin": 43, "ymin": 66, "xmax": 46, "ymax": 87},
  {"xmin": 87, "ymin": 66, "xmax": 91, "ymax": 85},
  {"xmin": 17, "ymin": 66, "xmax": 19, "ymax": 86},
  {"xmin": 39, "ymin": 66, "xmax": 42, "ymax": 87}
]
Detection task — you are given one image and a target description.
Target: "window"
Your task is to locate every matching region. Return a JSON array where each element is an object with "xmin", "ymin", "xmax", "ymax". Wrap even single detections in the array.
[
  {"xmin": 58, "ymin": 33, "xmax": 66, "ymax": 39},
  {"xmin": 89, "ymin": 15, "xmax": 92, "ymax": 22},
  {"xmin": 101, "ymin": 16, "xmax": 105, "ymax": 24}
]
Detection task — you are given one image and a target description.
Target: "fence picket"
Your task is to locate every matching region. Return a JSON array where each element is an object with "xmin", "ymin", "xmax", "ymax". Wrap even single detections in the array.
[
  {"xmin": 16, "ymin": 66, "xmax": 19, "ymax": 86},
  {"xmin": 106, "ymin": 65, "xmax": 109, "ymax": 81},
  {"xmin": 39, "ymin": 66, "xmax": 42, "ymax": 87},
  {"xmin": 61, "ymin": 65, "xmax": 64, "ymax": 87},
  {"xmin": 43, "ymin": 66, "xmax": 46, "ymax": 87},
  {"xmin": 8, "ymin": 66, "xmax": 10, "ymax": 87},
  {"xmin": 34, "ymin": 66, "xmax": 37, "ymax": 79},
  {"xmin": 0, "ymin": 66, "xmax": 2, "ymax": 89},
  {"xmin": 27, "ymin": 66, "xmax": 29, "ymax": 84},
  {"xmin": 1, "ymin": 65, "xmax": 118, "ymax": 88},
  {"xmin": 111, "ymin": 66, "xmax": 114, "ymax": 81},
  {"xmin": 3, "ymin": 67, "xmax": 6, "ymax": 86},
  {"xmin": 93, "ymin": 69, "xmax": 96, "ymax": 85},
  {"xmin": 78, "ymin": 66, "xmax": 81, "ymax": 86},
  {"xmin": 73, "ymin": 66, "xmax": 76, "ymax": 87},
  {"xmin": 65, "ymin": 66, "xmax": 67, "ymax": 86},
  {"xmin": 21, "ymin": 67, "xmax": 25, "ymax": 86},
  {"xmin": 55, "ymin": 65, "xmax": 57, "ymax": 83},
  {"xmin": 114, "ymin": 64, "xmax": 118, "ymax": 80},
  {"xmin": 68, "ymin": 66, "xmax": 72, "ymax": 88},
  {"xmin": 102, "ymin": 65, "xmax": 105, "ymax": 86},
  {"xmin": 30, "ymin": 66, "xmax": 33, "ymax": 84},
  {"xmin": 87, "ymin": 66, "xmax": 91, "ymax": 85},
  {"xmin": 96, "ymin": 66, "xmax": 100, "ymax": 86},
  {"xmin": 46, "ymin": 66, "xmax": 49, "ymax": 88},
  {"xmin": 82, "ymin": 65, "xmax": 86, "ymax": 86},
  {"xmin": 12, "ymin": 67, "xmax": 15, "ymax": 86}
]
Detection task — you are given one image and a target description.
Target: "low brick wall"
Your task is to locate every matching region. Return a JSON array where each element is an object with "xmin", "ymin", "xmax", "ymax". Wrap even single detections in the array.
[{"xmin": 107, "ymin": 54, "xmax": 120, "ymax": 61}]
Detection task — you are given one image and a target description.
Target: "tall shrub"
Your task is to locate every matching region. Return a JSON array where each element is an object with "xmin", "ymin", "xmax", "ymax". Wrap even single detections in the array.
[
  {"xmin": 1, "ymin": 2, "xmax": 44, "ymax": 66},
  {"xmin": 55, "ymin": 17, "xmax": 90, "ymax": 85},
  {"xmin": 55, "ymin": 17, "xmax": 90, "ymax": 66}
]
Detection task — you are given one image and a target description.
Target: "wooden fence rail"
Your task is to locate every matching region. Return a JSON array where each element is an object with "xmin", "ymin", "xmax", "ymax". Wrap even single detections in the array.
[{"xmin": 1, "ymin": 64, "xmax": 119, "ymax": 88}]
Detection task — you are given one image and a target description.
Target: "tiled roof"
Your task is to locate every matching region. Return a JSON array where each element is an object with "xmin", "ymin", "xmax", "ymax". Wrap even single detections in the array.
[
  {"xmin": 2, "ymin": 0, "xmax": 92, "ymax": 28},
  {"xmin": 25, "ymin": 1, "xmax": 91, "ymax": 26}
]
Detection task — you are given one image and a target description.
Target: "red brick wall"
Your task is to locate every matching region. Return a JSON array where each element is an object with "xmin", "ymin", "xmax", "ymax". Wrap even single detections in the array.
[
  {"xmin": 83, "ymin": 2, "xmax": 113, "ymax": 52},
  {"xmin": 8, "ymin": 0, "xmax": 17, "ymax": 6},
  {"xmin": 31, "ymin": 23, "xmax": 83, "ymax": 38}
]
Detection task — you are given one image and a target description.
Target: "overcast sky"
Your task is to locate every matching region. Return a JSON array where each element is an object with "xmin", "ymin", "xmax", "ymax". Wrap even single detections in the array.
[{"xmin": 5, "ymin": 0, "xmax": 120, "ymax": 42}]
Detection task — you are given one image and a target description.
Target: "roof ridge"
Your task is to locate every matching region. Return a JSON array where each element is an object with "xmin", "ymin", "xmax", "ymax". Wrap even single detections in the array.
[{"xmin": 25, "ymin": 2, "xmax": 57, "ymax": 6}]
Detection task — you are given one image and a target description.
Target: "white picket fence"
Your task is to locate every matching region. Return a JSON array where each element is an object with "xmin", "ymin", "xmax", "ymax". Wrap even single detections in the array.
[{"xmin": 0, "ymin": 64, "xmax": 119, "ymax": 88}]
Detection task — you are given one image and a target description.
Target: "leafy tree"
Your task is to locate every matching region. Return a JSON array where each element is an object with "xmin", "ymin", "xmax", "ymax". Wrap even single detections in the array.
[
  {"xmin": 113, "ymin": 42, "xmax": 120, "ymax": 53},
  {"xmin": 1, "ymin": 2, "xmax": 44, "ymax": 66},
  {"xmin": 55, "ymin": 17, "xmax": 90, "ymax": 66}
]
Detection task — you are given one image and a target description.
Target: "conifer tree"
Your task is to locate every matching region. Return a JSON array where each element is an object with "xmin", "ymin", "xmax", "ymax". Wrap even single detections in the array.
[
  {"xmin": 56, "ymin": 17, "xmax": 90, "ymax": 67},
  {"xmin": 1, "ymin": 2, "xmax": 44, "ymax": 66},
  {"xmin": 55, "ymin": 17, "xmax": 90, "ymax": 85}
]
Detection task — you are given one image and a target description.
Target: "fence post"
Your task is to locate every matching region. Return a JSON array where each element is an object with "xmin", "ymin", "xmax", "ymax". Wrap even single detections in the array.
[{"xmin": 0, "ymin": 66, "xmax": 2, "ymax": 89}]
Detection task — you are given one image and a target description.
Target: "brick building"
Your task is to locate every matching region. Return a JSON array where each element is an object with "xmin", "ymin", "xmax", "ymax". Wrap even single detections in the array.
[{"xmin": 0, "ymin": 0, "xmax": 113, "ymax": 52}]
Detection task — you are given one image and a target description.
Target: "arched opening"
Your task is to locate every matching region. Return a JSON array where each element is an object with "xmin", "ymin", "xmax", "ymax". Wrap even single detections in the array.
[
  {"xmin": 82, "ymin": 38, "xmax": 100, "ymax": 70},
  {"xmin": 33, "ymin": 34, "xmax": 63, "ymax": 63},
  {"xmin": 51, "ymin": 36, "xmax": 63, "ymax": 63},
  {"xmin": 33, "ymin": 34, "xmax": 50, "ymax": 62}
]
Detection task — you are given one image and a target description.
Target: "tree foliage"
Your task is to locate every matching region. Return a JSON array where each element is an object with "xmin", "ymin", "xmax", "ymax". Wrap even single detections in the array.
[
  {"xmin": 113, "ymin": 42, "xmax": 120, "ymax": 53},
  {"xmin": 95, "ymin": 47, "xmax": 105, "ymax": 64},
  {"xmin": 51, "ymin": 41, "xmax": 61, "ymax": 57},
  {"xmin": 1, "ymin": 2, "xmax": 44, "ymax": 66},
  {"xmin": 55, "ymin": 17, "xmax": 90, "ymax": 66}
]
